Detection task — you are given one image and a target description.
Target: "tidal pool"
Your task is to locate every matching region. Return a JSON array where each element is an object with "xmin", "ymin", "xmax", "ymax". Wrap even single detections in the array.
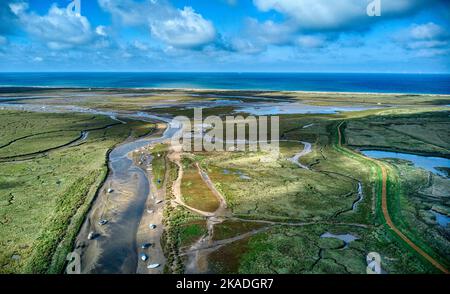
[
  {"xmin": 222, "ymin": 169, "xmax": 251, "ymax": 180},
  {"xmin": 320, "ymin": 232, "xmax": 359, "ymax": 249},
  {"xmin": 361, "ymin": 150, "xmax": 450, "ymax": 177},
  {"xmin": 238, "ymin": 102, "xmax": 377, "ymax": 115},
  {"xmin": 430, "ymin": 210, "xmax": 450, "ymax": 228}
]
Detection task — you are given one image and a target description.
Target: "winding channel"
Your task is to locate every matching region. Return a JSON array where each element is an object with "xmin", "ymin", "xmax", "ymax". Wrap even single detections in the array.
[
  {"xmin": 289, "ymin": 141, "xmax": 312, "ymax": 170},
  {"xmin": 74, "ymin": 115, "xmax": 179, "ymax": 274}
]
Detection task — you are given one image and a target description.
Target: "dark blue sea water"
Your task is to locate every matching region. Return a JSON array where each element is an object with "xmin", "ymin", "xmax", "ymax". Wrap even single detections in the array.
[{"xmin": 0, "ymin": 72, "xmax": 449, "ymax": 94}]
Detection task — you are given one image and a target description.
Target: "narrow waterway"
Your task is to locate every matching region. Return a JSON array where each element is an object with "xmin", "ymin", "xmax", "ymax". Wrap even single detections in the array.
[
  {"xmin": 289, "ymin": 141, "xmax": 312, "ymax": 170},
  {"xmin": 75, "ymin": 117, "xmax": 179, "ymax": 274}
]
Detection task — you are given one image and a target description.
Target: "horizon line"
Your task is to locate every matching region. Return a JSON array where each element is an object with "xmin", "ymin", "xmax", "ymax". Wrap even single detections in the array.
[{"xmin": 1, "ymin": 71, "xmax": 450, "ymax": 75}]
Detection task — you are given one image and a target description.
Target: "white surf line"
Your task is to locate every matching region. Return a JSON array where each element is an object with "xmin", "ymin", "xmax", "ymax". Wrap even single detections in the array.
[{"xmin": 288, "ymin": 141, "xmax": 312, "ymax": 170}]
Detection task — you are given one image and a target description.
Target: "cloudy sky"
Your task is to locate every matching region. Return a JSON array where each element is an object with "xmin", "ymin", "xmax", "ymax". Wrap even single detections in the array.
[{"xmin": 0, "ymin": 0, "xmax": 449, "ymax": 72}]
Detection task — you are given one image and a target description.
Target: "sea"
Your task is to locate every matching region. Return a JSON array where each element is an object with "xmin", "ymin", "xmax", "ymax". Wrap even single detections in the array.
[{"xmin": 0, "ymin": 72, "xmax": 450, "ymax": 94}]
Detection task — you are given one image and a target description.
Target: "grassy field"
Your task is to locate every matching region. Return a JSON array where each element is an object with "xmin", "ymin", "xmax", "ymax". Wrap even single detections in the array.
[
  {"xmin": 194, "ymin": 108, "xmax": 449, "ymax": 273},
  {"xmin": 162, "ymin": 159, "xmax": 207, "ymax": 273},
  {"xmin": 1, "ymin": 89, "xmax": 449, "ymax": 274},
  {"xmin": 212, "ymin": 220, "xmax": 267, "ymax": 241},
  {"xmin": 178, "ymin": 221, "xmax": 207, "ymax": 247},
  {"xmin": 148, "ymin": 144, "xmax": 168, "ymax": 189},
  {"xmin": 193, "ymin": 116, "xmax": 372, "ymax": 224},
  {"xmin": 209, "ymin": 224, "xmax": 432, "ymax": 274},
  {"xmin": 346, "ymin": 111, "xmax": 450, "ymax": 157},
  {"xmin": 181, "ymin": 157, "xmax": 220, "ymax": 213},
  {"xmin": 0, "ymin": 110, "xmax": 153, "ymax": 273}
]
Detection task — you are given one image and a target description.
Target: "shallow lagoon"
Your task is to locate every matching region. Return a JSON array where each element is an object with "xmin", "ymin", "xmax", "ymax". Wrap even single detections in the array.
[
  {"xmin": 320, "ymin": 232, "xmax": 358, "ymax": 249},
  {"xmin": 238, "ymin": 102, "xmax": 376, "ymax": 115},
  {"xmin": 430, "ymin": 210, "xmax": 450, "ymax": 228},
  {"xmin": 361, "ymin": 150, "xmax": 450, "ymax": 177}
]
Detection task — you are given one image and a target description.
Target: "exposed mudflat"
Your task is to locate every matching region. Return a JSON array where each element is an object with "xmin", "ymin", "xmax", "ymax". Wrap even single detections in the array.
[{"xmin": 74, "ymin": 118, "xmax": 178, "ymax": 274}]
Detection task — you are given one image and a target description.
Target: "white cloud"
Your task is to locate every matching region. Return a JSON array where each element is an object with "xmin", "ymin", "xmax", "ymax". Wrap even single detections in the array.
[
  {"xmin": 237, "ymin": 0, "xmax": 439, "ymax": 54},
  {"xmin": 8, "ymin": 2, "xmax": 28, "ymax": 15},
  {"xmin": 410, "ymin": 22, "xmax": 445, "ymax": 40},
  {"xmin": 395, "ymin": 22, "xmax": 449, "ymax": 57},
  {"xmin": 95, "ymin": 25, "xmax": 108, "ymax": 37},
  {"xmin": 296, "ymin": 35, "xmax": 326, "ymax": 48},
  {"xmin": 253, "ymin": 0, "xmax": 362, "ymax": 30},
  {"xmin": 11, "ymin": 3, "xmax": 96, "ymax": 50},
  {"xmin": 404, "ymin": 23, "xmax": 449, "ymax": 46},
  {"xmin": 415, "ymin": 48, "xmax": 449, "ymax": 58},
  {"xmin": 98, "ymin": 0, "xmax": 216, "ymax": 49},
  {"xmin": 246, "ymin": 18, "xmax": 295, "ymax": 45},
  {"xmin": 98, "ymin": 0, "xmax": 147, "ymax": 26},
  {"xmin": 230, "ymin": 38, "xmax": 266, "ymax": 54},
  {"xmin": 132, "ymin": 40, "xmax": 150, "ymax": 51},
  {"xmin": 407, "ymin": 40, "xmax": 448, "ymax": 49},
  {"xmin": 150, "ymin": 7, "xmax": 215, "ymax": 49},
  {"xmin": 252, "ymin": 0, "xmax": 431, "ymax": 31}
]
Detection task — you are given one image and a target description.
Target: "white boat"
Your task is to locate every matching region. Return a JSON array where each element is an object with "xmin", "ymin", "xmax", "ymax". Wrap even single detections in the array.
[
  {"xmin": 140, "ymin": 253, "xmax": 148, "ymax": 261},
  {"xmin": 147, "ymin": 263, "xmax": 160, "ymax": 269},
  {"xmin": 141, "ymin": 243, "xmax": 152, "ymax": 249},
  {"xmin": 98, "ymin": 219, "xmax": 108, "ymax": 226},
  {"xmin": 87, "ymin": 231, "xmax": 95, "ymax": 240}
]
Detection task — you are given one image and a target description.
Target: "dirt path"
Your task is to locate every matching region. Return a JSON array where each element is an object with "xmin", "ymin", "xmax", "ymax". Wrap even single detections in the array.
[
  {"xmin": 337, "ymin": 122, "xmax": 449, "ymax": 274},
  {"xmin": 183, "ymin": 226, "xmax": 271, "ymax": 273},
  {"xmin": 167, "ymin": 147, "xmax": 235, "ymax": 273},
  {"xmin": 168, "ymin": 149, "xmax": 220, "ymax": 217},
  {"xmin": 195, "ymin": 163, "xmax": 231, "ymax": 217}
]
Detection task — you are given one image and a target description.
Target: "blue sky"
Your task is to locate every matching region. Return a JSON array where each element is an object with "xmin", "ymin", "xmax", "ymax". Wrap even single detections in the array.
[{"xmin": 0, "ymin": 0, "xmax": 449, "ymax": 72}]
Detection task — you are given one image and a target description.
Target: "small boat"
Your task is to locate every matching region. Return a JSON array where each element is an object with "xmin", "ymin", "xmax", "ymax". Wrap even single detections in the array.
[
  {"xmin": 155, "ymin": 199, "xmax": 163, "ymax": 204},
  {"xmin": 87, "ymin": 231, "xmax": 96, "ymax": 240},
  {"xmin": 107, "ymin": 188, "xmax": 114, "ymax": 193},
  {"xmin": 149, "ymin": 224, "xmax": 157, "ymax": 229},
  {"xmin": 146, "ymin": 209, "xmax": 154, "ymax": 214},
  {"xmin": 147, "ymin": 263, "xmax": 160, "ymax": 269},
  {"xmin": 140, "ymin": 253, "xmax": 148, "ymax": 261},
  {"xmin": 141, "ymin": 243, "xmax": 152, "ymax": 249},
  {"xmin": 98, "ymin": 219, "xmax": 108, "ymax": 226}
]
